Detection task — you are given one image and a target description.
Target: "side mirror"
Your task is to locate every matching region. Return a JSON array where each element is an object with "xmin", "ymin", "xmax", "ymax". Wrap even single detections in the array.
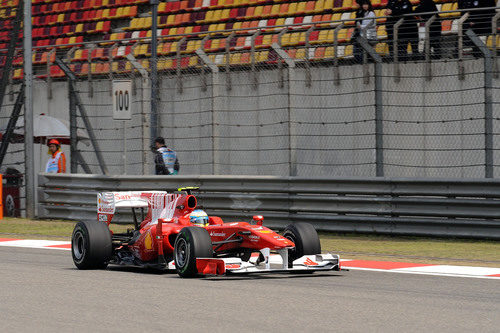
[{"xmin": 252, "ymin": 215, "xmax": 264, "ymax": 226}]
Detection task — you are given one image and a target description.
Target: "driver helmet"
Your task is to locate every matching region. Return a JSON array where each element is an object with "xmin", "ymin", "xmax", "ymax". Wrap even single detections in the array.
[{"xmin": 189, "ymin": 209, "xmax": 209, "ymax": 227}]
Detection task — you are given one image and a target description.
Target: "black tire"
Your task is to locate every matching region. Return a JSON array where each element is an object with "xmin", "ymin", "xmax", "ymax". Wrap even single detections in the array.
[
  {"xmin": 283, "ymin": 222, "xmax": 321, "ymax": 266},
  {"xmin": 174, "ymin": 227, "xmax": 213, "ymax": 278},
  {"xmin": 71, "ymin": 220, "xmax": 112, "ymax": 270}
]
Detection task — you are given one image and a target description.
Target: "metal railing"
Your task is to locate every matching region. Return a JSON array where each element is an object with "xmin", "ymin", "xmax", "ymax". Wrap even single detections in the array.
[{"xmin": 38, "ymin": 173, "xmax": 500, "ymax": 239}]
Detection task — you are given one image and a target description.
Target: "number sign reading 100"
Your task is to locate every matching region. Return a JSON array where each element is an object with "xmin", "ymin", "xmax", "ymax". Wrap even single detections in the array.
[
  {"xmin": 115, "ymin": 90, "xmax": 129, "ymax": 112},
  {"xmin": 112, "ymin": 80, "xmax": 133, "ymax": 120}
]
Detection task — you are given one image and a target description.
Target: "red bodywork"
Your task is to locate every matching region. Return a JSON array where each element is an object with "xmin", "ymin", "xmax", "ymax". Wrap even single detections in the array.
[{"xmin": 99, "ymin": 191, "xmax": 294, "ymax": 263}]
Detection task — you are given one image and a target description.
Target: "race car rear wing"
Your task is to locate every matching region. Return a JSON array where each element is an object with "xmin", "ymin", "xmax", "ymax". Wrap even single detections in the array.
[{"xmin": 97, "ymin": 191, "xmax": 182, "ymax": 225}]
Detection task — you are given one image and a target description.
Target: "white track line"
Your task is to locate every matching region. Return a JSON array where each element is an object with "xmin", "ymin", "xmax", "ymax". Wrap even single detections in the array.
[{"xmin": 1, "ymin": 239, "xmax": 499, "ymax": 279}]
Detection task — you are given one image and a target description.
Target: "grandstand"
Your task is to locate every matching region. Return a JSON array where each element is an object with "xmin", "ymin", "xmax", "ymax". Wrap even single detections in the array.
[{"xmin": 1, "ymin": 0, "xmax": 499, "ymax": 80}]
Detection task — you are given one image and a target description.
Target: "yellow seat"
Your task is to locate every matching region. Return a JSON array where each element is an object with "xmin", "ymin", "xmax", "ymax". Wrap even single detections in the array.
[
  {"xmin": 375, "ymin": 42, "xmax": 389, "ymax": 55},
  {"xmin": 297, "ymin": 2, "xmax": 307, "ymax": 13},
  {"xmin": 210, "ymin": 39, "xmax": 220, "ymax": 50},
  {"xmin": 315, "ymin": 30, "xmax": 327, "ymax": 44},
  {"xmin": 377, "ymin": 25, "xmax": 387, "ymax": 39},
  {"xmin": 116, "ymin": 7, "xmax": 123, "ymax": 18},
  {"xmin": 275, "ymin": 18, "xmax": 286, "ymax": 27},
  {"xmin": 325, "ymin": 46, "xmax": 335, "ymax": 58},
  {"xmin": 73, "ymin": 49, "xmax": 82, "ymax": 61},
  {"xmin": 324, "ymin": 0, "xmax": 334, "ymax": 11},
  {"xmin": 170, "ymin": 42, "xmax": 178, "ymax": 53},
  {"xmin": 75, "ymin": 23, "xmax": 84, "ymax": 34},
  {"xmin": 486, "ymin": 35, "xmax": 500, "ymax": 49},
  {"xmin": 233, "ymin": 21, "xmax": 243, "ymax": 31},
  {"xmin": 262, "ymin": 34, "xmax": 273, "ymax": 46},
  {"xmin": 314, "ymin": 0, "xmax": 325, "ymax": 13},
  {"xmin": 257, "ymin": 50, "xmax": 269, "ymax": 62},
  {"xmin": 271, "ymin": 4, "xmax": 280, "ymax": 16},
  {"xmin": 189, "ymin": 56, "xmax": 198, "ymax": 67},
  {"xmin": 344, "ymin": 45, "xmax": 353, "ymax": 57},
  {"xmin": 281, "ymin": 32, "xmax": 292, "ymax": 46},
  {"xmin": 167, "ymin": 14, "xmax": 176, "ymax": 26},
  {"xmin": 141, "ymin": 60, "xmax": 150, "ymax": 70},
  {"xmin": 221, "ymin": 9, "xmax": 230, "ymax": 20},
  {"xmin": 230, "ymin": 53, "xmax": 241, "ymax": 64},
  {"xmin": 254, "ymin": 6, "xmax": 263, "ymax": 17},
  {"xmin": 295, "ymin": 48, "xmax": 306, "ymax": 60}
]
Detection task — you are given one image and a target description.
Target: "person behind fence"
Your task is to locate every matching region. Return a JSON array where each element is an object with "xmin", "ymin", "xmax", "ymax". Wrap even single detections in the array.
[
  {"xmin": 386, "ymin": 0, "xmax": 420, "ymax": 61},
  {"xmin": 353, "ymin": 0, "xmax": 377, "ymax": 63},
  {"xmin": 154, "ymin": 137, "xmax": 179, "ymax": 175},
  {"xmin": 414, "ymin": 0, "xmax": 442, "ymax": 59},
  {"xmin": 458, "ymin": 0, "xmax": 496, "ymax": 58},
  {"xmin": 46, "ymin": 139, "xmax": 66, "ymax": 173}
]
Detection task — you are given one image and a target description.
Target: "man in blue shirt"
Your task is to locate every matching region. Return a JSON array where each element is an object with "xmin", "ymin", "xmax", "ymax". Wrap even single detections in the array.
[{"xmin": 153, "ymin": 137, "xmax": 179, "ymax": 175}]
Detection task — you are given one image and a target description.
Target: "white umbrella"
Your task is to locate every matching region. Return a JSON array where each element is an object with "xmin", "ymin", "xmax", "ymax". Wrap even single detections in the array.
[{"xmin": 1, "ymin": 113, "xmax": 89, "ymax": 145}]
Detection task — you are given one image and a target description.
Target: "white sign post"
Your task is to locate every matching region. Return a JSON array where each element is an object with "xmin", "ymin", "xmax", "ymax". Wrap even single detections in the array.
[{"xmin": 112, "ymin": 80, "xmax": 133, "ymax": 174}]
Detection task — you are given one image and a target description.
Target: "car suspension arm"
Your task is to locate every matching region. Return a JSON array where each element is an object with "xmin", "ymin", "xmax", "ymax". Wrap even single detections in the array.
[{"xmin": 212, "ymin": 232, "xmax": 243, "ymax": 252}]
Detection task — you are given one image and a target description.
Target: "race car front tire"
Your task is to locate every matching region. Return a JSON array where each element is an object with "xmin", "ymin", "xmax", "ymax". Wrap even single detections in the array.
[
  {"xmin": 174, "ymin": 227, "xmax": 213, "ymax": 278},
  {"xmin": 283, "ymin": 222, "xmax": 321, "ymax": 267},
  {"xmin": 71, "ymin": 220, "xmax": 112, "ymax": 270}
]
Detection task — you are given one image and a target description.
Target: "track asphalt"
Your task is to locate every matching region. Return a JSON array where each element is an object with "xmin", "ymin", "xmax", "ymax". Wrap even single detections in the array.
[
  {"xmin": 0, "ymin": 244, "xmax": 499, "ymax": 332},
  {"xmin": 1, "ymin": 238, "xmax": 499, "ymax": 279}
]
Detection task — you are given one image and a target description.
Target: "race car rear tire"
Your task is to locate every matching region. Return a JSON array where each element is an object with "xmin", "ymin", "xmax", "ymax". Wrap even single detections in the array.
[
  {"xmin": 174, "ymin": 227, "xmax": 213, "ymax": 278},
  {"xmin": 283, "ymin": 222, "xmax": 321, "ymax": 267},
  {"xmin": 71, "ymin": 220, "xmax": 112, "ymax": 270}
]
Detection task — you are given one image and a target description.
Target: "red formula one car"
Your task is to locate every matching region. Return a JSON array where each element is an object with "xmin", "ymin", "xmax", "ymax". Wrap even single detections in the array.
[{"xmin": 71, "ymin": 187, "xmax": 340, "ymax": 277}]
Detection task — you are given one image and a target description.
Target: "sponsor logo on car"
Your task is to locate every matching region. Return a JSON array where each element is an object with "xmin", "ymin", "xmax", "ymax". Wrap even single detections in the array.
[
  {"xmin": 248, "ymin": 235, "xmax": 260, "ymax": 242},
  {"xmin": 210, "ymin": 232, "xmax": 226, "ymax": 237},
  {"xmin": 225, "ymin": 264, "xmax": 241, "ymax": 269},
  {"xmin": 144, "ymin": 231, "xmax": 153, "ymax": 250},
  {"xmin": 303, "ymin": 258, "xmax": 318, "ymax": 266},
  {"xmin": 98, "ymin": 214, "xmax": 108, "ymax": 222}
]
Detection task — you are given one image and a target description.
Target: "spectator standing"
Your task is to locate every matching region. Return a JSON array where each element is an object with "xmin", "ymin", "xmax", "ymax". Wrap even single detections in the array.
[
  {"xmin": 353, "ymin": 0, "xmax": 377, "ymax": 63},
  {"xmin": 458, "ymin": 0, "xmax": 496, "ymax": 57},
  {"xmin": 154, "ymin": 137, "xmax": 179, "ymax": 175},
  {"xmin": 45, "ymin": 139, "xmax": 66, "ymax": 173},
  {"xmin": 414, "ymin": 0, "xmax": 442, "ymax": 59},
  {"xmin": 386, "ymin": 0, "xmax": 420, "ymax": 61}
]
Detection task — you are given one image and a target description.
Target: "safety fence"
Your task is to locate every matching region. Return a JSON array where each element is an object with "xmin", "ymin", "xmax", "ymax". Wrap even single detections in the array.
[
  {"xmin": 3, "ymin": 7, "xmax": 500, "ymax": 217},
  {"xmin": 38, "ymin": 173, "xmax": 500, "ymax": 239}
]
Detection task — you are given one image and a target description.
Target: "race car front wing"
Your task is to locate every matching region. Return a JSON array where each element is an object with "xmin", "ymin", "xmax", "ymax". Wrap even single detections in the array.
[{"xmin": 168, "ymin": 248, "xmax": 340, "ymax": 275}]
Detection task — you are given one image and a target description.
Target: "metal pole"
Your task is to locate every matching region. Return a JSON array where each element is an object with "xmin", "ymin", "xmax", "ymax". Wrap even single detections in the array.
[
  {"xmin": 492, "ymin": 12, "xmax": 500, "ymax": 79},
  {"xmin": 333, "ymin": 23, "xmax": 344, "ymax": 85},
  {"xmin": 271, "ymin": 43, "xmax": 296, "ymax": 176},
  {"xmin": 457, "ymin": 13, "xmax": 469, "ymax": 80},
  {"xmin": 23, "ymin": 0, "xmax": 35, "ymax": 218},
  {"xmin": 195, "ymin": 47, "xmax": 219, "ymax": 175},
  {"xmin": 424, "ymin": 15, "xmax": 436, "ymax": 81},
  {"xmin": 150, "ymin": 0, "xmax": 159, "ymax": 147},
  {"xmin": 123, "ymin": 120, "xmax": 127, "ymax": 174},
  {"xmin": 393, "ymin": 18, "xmax": 403, "ymax": 83},
  {"xmin": 69, "ymin": 82, "xmax": 77, "ymax": 173},
  {"xmin": 465, "ymin": 29, "xmax": 493, "ymax": 178},
  {"xmin": 357, "ymin": 37, "xmax": 383, "ymax": 177}
]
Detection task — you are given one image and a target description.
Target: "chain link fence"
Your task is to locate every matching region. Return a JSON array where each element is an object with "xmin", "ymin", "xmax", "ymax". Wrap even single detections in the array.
[{"xmin": 2, "ymin": 8, "xmax": 500, "ymax": 219}]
